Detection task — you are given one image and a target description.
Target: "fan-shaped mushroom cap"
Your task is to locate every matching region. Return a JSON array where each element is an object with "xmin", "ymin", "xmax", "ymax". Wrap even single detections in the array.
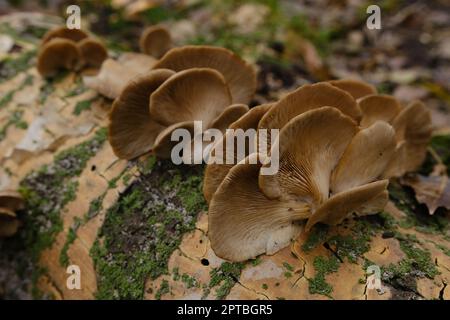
[
  {"xmin": 152, "ymin": 121, "xmax": 195, "ymax": 159},
  {"xmin": 331, "ymin": 121, "xmax": 396, "ymax": 194},
  {"xmin": 149, "ymin": 68, "xmax": 232, "ymax": 127},
  {"xmin": 259, "ymin": 107, "xmax": 358, "ymax": 205},
  {"xmin": 139, "ymin": 25, "xmax": 172, "ymax": 58},
  {"xmin": 42, "ymin": 26, "xmax": 88, "ymax": 44},
  {"xmin": 0, "ymin": 208, "xmax": 20, "ymax": 238},
  {"xmin": 78, "ymin": 38, "xmax": 108, "ymax": 68},
  {"xmin": 257, "ymin": 83, "xmax": 361, "ymax": 153},
  {"xmin": 328, "ymin": 79, "xmax": 377, "ymax": 100},
  {"xmin": 383, "ymin": 101, "xmax": 432, "ymax": 178},
  {"xmin": 203, "ymin": 103, "xmax": 272, "ymax": 203},
  {"xmin": 37, "ymin": 38, "xmax": 81, "ymax": 77},
  {"xmin": 109, "ymin": 69, "xmax": 175, "ymax": 159},
  {"xmin": 305, "ymin": 180, "xmax": 389, "ymax": 231},
  {"xmin": 209, "ymin": 154, "xmax": 310, "ymax": 262},
  {"xmin": 359, "ymin": 95, "xmax": 401, "ymax": 128},
  {"xmin": 153, "ymin": 45, "xmax": 256, "ymax": 104},
  {"xmin": 0, "ymin": 190, "xmax": 24, "ymax": 211}
]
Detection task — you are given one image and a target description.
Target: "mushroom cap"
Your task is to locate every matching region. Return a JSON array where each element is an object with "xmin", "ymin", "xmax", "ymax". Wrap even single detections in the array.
[
  {"xmin": 328, "ymin": 79, "xmax": 377, "ymax": 100},
  {"xmin": 0, "ymin": 207, "xmax": 20, "ymax": 238},
  {"xmin": 37, "ymin": 38, "xmax": 81, "ymax": 77},
  {"xmin": 259, "ymin": 107, "xmax": 358, "ymax": 205},
  {"xmin": 359, "ymin": 94, "xmax": 401, "ymax": 128},
  {"xmin": 0, "ymin": 190, "xmax": 24, "ymax": 211},
  {"xmin": 257, "ymin": 83, "xmax": 361, "ymax": 153},
  {"xmin": 108, "ymin": 69, "xmax": 175, "ymax": 159},
  {"xmin": 209, "ymin": 104, "xmax": 249, "ymax": 132},
  {"xmin": 139, "ymin": 25, "xmax": 172, "ymax": 58},
  {"xmin": 331, "ymin": 121, "xmax": 396, "ymax": 194},
  {"xmin": 305, "ymin": 180, "xmax": 389, "ymax": 231},
  {"xmin": 149, "ymin": 68, "xmax": 232, "ymax": 127},
  {"xmin": 152, "ymin": 121, "xmax": 195, "ymax": 159},
  {"xmin": 153, "ymin": 45, "xmax": 256, "ymax": 104},
  {"xmin": 42, "ymin": 26, "xmax": 88, "ymax": 44},
  {"xmin": 208, "ymin": 154, "xmax": 310, "ymax": 262},
  {"xmin": 78, "ymin": 38, "xmax": 108, "ymax": 68},
  {"xmin": 383, "ymin": 101, "xmax": 432, "ymax": 178},
  {"xmin": 203, "ymin": 103, "xmax": 272, "ymax": 203}
]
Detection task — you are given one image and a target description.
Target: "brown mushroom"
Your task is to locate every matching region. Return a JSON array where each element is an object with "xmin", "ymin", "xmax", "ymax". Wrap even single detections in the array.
[
  {"xmin": 208, "ymin": 154, "xmax": 310, "ymax": 261},
  {"xmin": 37, "ymin": 38, "xmax": 82, "ymax": 77},
  {"xmin": 203, "ymin": 103, "xmax": 273, "ymax": 203},
  {"xmin": 108, "ymin": 69, "xmax": 175, "ymax": 159},
  {"xmin": 77, "ymin": 38, "xmax": 108, "ymax": 68},
  {"xmin": 41, "ymin": 26, "xmax": 88, "ymax": 44},
  {"xmin": 139, "ymin": 25, "xmax": 172, "ymax": 58},
  {"xmin": 328, "ymin": 79, "xmax": 377, "ymax": 100},
  {"xmin": 152, "ymin": 45, "xmax": 256, "ymax": 104},
  {"xmin": 259, "ymin": 107, "xmax": 358, "ymax": 203},
  {"xmin": 0, "ymin": 190, "xmax": 24, "ymax": 238},
  {"xmin": 359, "ymin": 94, "xmax": 402, "ymax": 128},
  {"xmin": 150, "ymin": 68, "xmax": 232, "ymax": 127}
]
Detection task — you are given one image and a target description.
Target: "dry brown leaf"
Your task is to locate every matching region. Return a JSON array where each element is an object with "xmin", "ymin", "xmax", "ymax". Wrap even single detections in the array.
[{"xmin": 401, "ymin": 164, "xmax": 450, "ymax": 214}]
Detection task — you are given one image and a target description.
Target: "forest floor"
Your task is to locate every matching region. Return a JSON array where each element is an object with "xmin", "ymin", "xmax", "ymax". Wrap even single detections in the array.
[{"xmin": 0, "ymin": 0, "xmax": 450, "ymax": 300}]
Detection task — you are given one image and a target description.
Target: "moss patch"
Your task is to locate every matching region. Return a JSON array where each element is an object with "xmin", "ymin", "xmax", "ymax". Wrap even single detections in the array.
[
  {"xmin": 91, "ymin": 158, "xmax": 206, "ymax": 300},
  {"xmin": 208, "ymin": 262, "xmax": 245, "ymax": 300}
]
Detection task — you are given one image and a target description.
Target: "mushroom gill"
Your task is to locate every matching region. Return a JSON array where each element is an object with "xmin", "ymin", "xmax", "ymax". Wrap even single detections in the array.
[
  {"xmin": 0, "ymin": 190, "xmax": 25, "ymax": 238},
  {"xmin": 206, "ymin": 79, "xmax": 432, "ymax": 262},
  {"xmin": 152, "ymin": 45, "xmax": 257, "ymax": 104}
]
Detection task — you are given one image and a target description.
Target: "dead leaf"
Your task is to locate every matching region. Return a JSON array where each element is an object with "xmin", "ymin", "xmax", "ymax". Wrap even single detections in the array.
[{"xmin": 401, "ymin": 164, "xmax": 450, "ymax": 214}]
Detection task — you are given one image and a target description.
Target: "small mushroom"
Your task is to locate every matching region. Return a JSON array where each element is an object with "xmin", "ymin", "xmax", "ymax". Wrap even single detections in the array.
[
  {"xmin": 208, "ymin": 153, "xmax": 309, "ymax": 262},
  {"xmin": 0, "ymin": 190, "xmax": 25, "ymax": 238},
  {"xmin": 359, "ymin": 94, "xmax": 402, "ymax": 128},
  {"xmin": 37, "ymin": 38, "xmax": 81, "ymax": 77},
  {"xmin": 328, "ymin": 79, "xmax": 377, "ymax": 100},
  {"xmin": 77, "ymin": 38, "xmax": 108, "ymax": 68},
  {"xmin": 41, "ymin": 26, "xmax": 88, "ymax": 44},
  {"xmin": 152, "ymin": 45, "xmax": 257, "ymax": 104},
  {"xmin": 383, "ymin": 101, "xmax": 433, "ymax": 177},
  {"xmin": 108, "ymin": 69, "xmax": 175, "ymax": 159},
  {"xmin": 139, "ymin": 25, "xmax": 172, "ymax": 58},
  {"xmin": 257, "ymin": 82, "xmax": 361, "ymax": 153},
  {"xmin": 149, "ymin": 68, "xmax": 232, "ymax": 127}
]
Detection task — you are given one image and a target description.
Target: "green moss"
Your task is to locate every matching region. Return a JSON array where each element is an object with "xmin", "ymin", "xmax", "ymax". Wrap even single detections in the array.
[
  {"xmin": 0, "ymin": 109, "xmax": 28, "ymax": 141},
  {"xmin": 208, "ymin": 262, "xmax": 245, "ymax": 300},
  {"xmin": 16, "ymin": 128, "xmax": 107, "ymax": 292},
  {"xmin": 282, "ymin": 262, "xmax": 294, "ymax": 272},
  {"xmin": 59, "ymin": 223, "xmax": 79, "ymax": 267},
  {"xmin": 73, "ymin": 99, "xmax": 94, "ymax": 115},
  {"xmin": 91, "ymin": 160, "xmax": 205, "ymax": 299},
  {"xmin": 155, "ymin": 280, "xmax": 170, "ymax": 300},
  {"xmin": 308, "ymin": 256, "xmax": 340, "ymax": 298},
  {"xmin": 389, "ymin": 181, "xmax": 449, "ymax": 235},
  {"xmin": 250, "ymin": 257, "xmax": 262, "ymax": 266},
  {"xmin": 262, "ymin": 283, "xmax": 268, "ymax": 290},
  {"xmin": 0, "ymin": 49, "xmax": 37, "ymax": 83},
  {"xmin": 181, "ymin": 273, "xmax": 200, "ymax": 289},
  {"xmin": 302, "ymin": 224, "xmax": 329, "ymax": 252}
]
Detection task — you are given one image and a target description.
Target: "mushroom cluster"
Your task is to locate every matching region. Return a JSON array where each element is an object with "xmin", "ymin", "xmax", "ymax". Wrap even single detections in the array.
[
  {"xmin": 204, "ymin": 79, "xmax": 432, "ymax": 262},
  {"xmin": 0, "ymin": 190, "xmax": 24, "ymax": 237},
  {"xmin": 37, "ymin": 27, "xmax": 108, "ymax": 77},
  {"xmin": 108, "ymin": 45, "xmax": 257, "ymax": 160}
]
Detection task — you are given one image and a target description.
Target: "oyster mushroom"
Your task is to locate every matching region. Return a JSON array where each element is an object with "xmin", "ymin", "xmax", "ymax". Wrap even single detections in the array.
[
  {"xmin": 108, "ymin": 69, "xmax": 175, "ymax": 159},
  {"xmin": 328, "ymin": 78, "xmax": 377, "ymax": 100},
  {"xmin": 203, "ymin": 103, "xmax": 272, "ymax": 203},
  {"xmin": 37, "ymin": 26, "xmax": 108, "ymax": 77},
  {"xmin": 152, "ymin": 45, "xmax": 257, "ymax": 104},
  {"xmin": 139, "ymin": 25, "xmax": 172, "ymax": 58},
  {"xmin": 41, "ymin": 26, "xmax": 88, "ymax": 44},
  {"xmin": 0, "ymin": 190, "xmax": 25, "ymax": 238},
  {"xmin": 358, "ymin": 94, "xmax": 402, "ymax": 128},
  {"xmin": 78, "ymin": 38, "xmax": 108, "ymax": 68},
  {"xmin": 207, "ymin": 101, "xmax": 397, "ymax": 262},
  {"xmin": 37, "ymin": 38, "xmax": 82, "ymax": 77}
]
